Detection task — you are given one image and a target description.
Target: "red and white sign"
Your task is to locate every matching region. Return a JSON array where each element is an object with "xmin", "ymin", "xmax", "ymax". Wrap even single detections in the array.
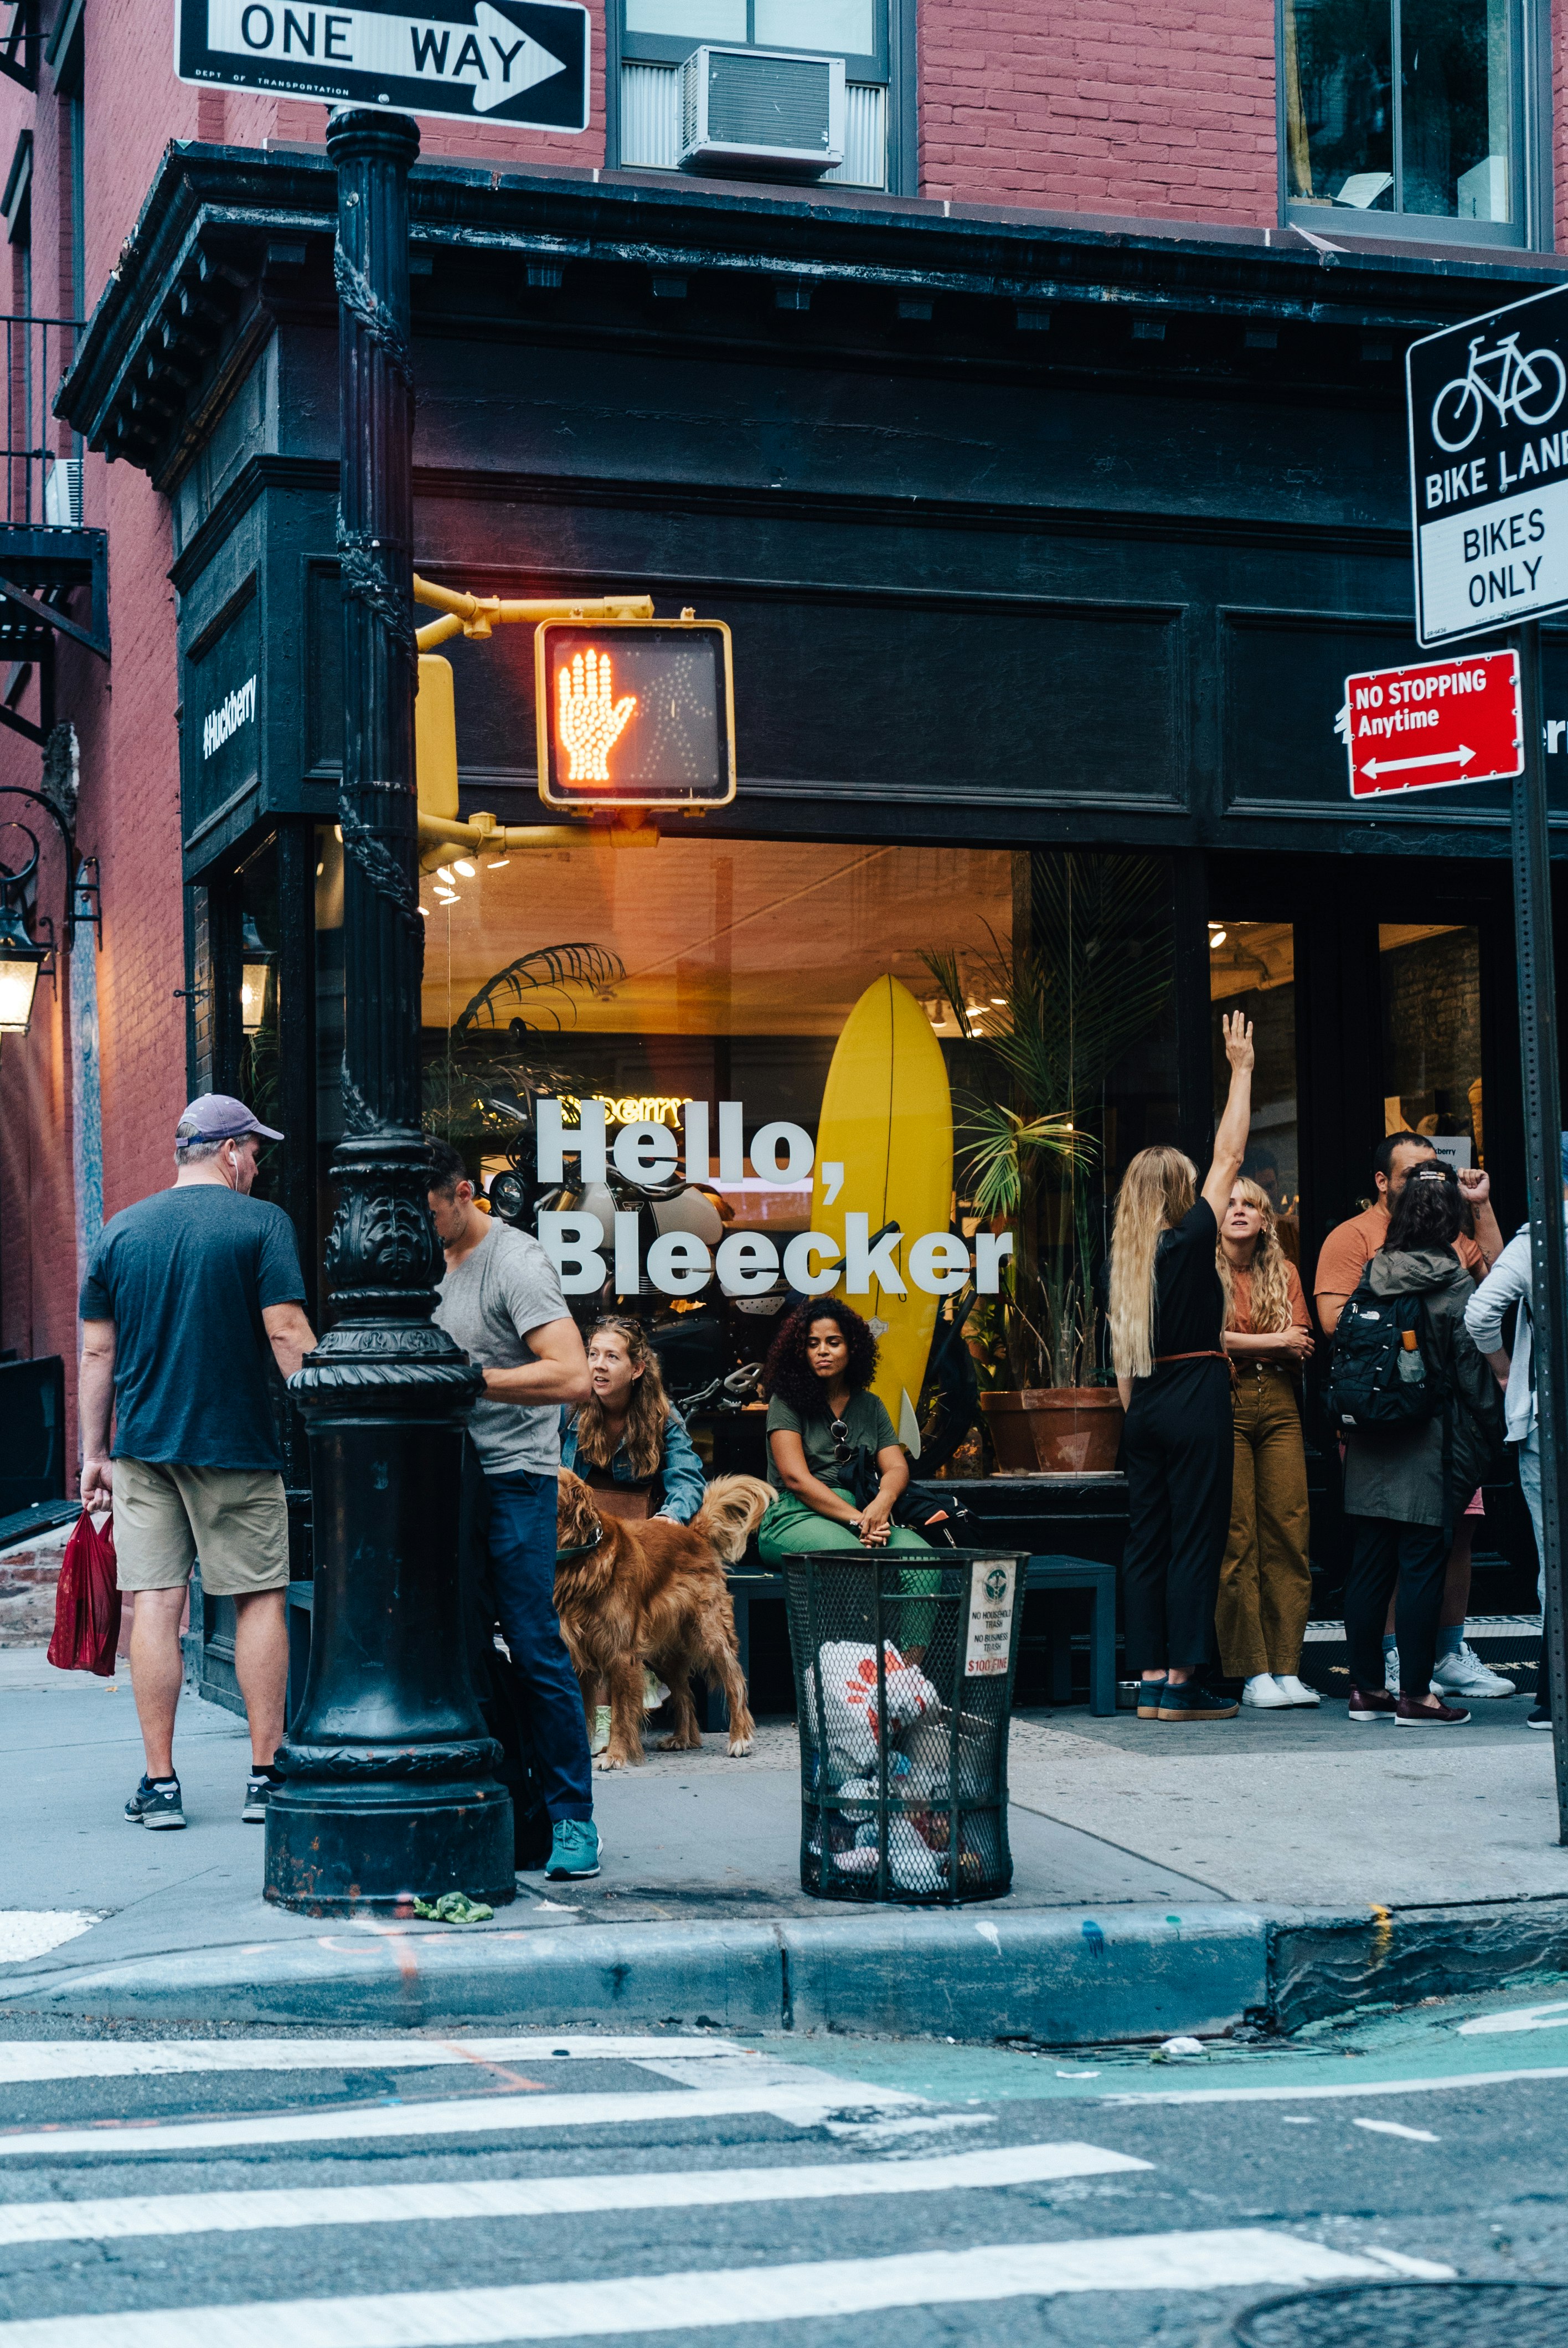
[{"xmin": 1342, "ymin": 650, "xmax": 1522, "ymax": 799}]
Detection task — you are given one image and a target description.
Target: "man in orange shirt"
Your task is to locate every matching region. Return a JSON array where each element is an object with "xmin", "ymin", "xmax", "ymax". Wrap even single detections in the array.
[{"xmin": 1314, "ymin": 1131, "xmax": 1509, "ymax": 1703}]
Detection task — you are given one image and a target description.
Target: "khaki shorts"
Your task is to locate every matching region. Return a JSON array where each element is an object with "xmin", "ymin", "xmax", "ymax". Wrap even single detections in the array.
[{"xmin": 112, "ymin": 1458, "xmax": 290, "ymax": 1597}]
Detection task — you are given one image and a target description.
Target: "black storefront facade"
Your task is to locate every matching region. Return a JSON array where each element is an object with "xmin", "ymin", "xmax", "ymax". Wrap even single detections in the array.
[{"xmin": 59, "ymin": 143, "xmax": 1568, "ymax": 1710}]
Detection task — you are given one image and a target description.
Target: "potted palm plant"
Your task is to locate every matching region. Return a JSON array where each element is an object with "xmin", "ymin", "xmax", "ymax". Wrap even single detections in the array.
[{"xmin": 924, "ymin": 852, "xmax": 1174, "ymax": 1474}]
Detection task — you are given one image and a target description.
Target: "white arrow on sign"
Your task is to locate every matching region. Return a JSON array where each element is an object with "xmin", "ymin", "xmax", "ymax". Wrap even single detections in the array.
[
  {"xmin": 1359, "ymin": 744, "xmax": 1476, "ymax": 780},
  {"xmin": 207, "ymin": 2, "xmax": 567, "ymax": 114}
]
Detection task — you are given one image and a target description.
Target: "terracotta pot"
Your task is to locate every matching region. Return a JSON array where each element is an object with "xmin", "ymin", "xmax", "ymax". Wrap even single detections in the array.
[{"xmin": 978, "ymin": 1387, "xmax": 1125, "ymax": 1475}]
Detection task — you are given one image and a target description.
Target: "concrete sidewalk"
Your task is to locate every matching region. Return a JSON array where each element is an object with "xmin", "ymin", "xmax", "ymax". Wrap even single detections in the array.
[{"xmin": 4, "ymin": 1645, "xmax": 1566, "ymax": 2043}]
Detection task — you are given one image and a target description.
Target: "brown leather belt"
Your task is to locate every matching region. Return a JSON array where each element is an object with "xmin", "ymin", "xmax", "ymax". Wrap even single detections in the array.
[{"xmin": 1154, "ymin": 1348, "xmax": 1236, "ymax": 1386}]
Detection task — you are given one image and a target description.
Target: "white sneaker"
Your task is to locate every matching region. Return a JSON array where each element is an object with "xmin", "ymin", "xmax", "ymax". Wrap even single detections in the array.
[
  {"xmin": 1432, "ymin": 1642, "xmax": 1515, "ymax": 1699},
  {"xmin": 1273, "ymin": 1674, "xmax": 1322, "ymax": 1707},
  {"xmin": 1241, "ymin": 1673, "xmax": 1293, "ymax": 1709},
  {"xmin": 1383, "ymin": 1647, "xmax": 1401, "ymax": 1697}
]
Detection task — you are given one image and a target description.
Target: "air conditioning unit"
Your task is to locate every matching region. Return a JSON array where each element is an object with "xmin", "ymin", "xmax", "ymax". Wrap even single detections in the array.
[
  {"xmin": 679, "ymin": 47, "xmax": 845, "ymax": 179},
  {"xmin": 43, "ymin": 456, "xmax": 82, "ymax": 528}
]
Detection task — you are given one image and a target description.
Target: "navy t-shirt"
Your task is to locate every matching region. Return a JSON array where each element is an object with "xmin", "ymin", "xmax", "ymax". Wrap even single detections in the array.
[{"xmin": 79, "ymin": 1187, "xmax": 307, "ymax": 1470}]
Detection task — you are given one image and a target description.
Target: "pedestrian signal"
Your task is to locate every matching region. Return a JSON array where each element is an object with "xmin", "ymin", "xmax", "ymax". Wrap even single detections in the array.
[{"xmin": 535, "ymin": 617, "xmax": 735, "ymax": 811}]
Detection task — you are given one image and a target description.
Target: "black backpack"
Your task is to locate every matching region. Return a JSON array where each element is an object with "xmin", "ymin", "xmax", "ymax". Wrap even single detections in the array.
[{"xmin": 1323, "ymin": 1266, "xmax": 1447, "ymax": 1435}]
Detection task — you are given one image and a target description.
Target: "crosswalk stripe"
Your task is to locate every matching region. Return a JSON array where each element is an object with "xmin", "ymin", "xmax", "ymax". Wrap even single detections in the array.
[
  {"xmin": 0, "ymin": 2142, "xmax": 1151, "ymax": 2247},
  {"xmin": 1103, "ymin": 2062, "xmax": 1568, "ymax": 2106},
  {"xmin": 0, "ymin": 2083, "xmax": 921, "ymax": 2162},
  {"xmin": 0, "ymin": 2232, "xmax": 1457, "ymax": 2346},
  {"xmin": 0, "ymin": 2036, "xmax": 743, "ymax": 2087}
]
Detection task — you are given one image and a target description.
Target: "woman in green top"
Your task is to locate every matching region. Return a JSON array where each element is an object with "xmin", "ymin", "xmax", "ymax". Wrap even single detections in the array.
[{"xmin": 757, "ymin": 1300, "xmax": 937, "ymax": 1644}]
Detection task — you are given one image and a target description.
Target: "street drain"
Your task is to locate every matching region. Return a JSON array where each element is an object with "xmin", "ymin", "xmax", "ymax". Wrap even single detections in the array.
[{"xmin": 1234, "ymin": 2281, "xmax": 1568, "ymax": 2346}]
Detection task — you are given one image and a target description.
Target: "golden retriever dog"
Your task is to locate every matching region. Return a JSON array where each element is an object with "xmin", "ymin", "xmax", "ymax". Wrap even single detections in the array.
[{"xmin": 554, "ymin": 1469, "xmax": 771, "ymax": 1770}]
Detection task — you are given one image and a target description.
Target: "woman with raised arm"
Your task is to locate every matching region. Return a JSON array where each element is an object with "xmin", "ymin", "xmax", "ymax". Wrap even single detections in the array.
[{"xmin": 1109, "ymin": 1010, "xmax": 1254, "ymax": 1724}]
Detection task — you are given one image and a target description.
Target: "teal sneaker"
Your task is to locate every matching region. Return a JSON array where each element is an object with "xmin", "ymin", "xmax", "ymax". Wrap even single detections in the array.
[{"xmin": 546, "ymin": 1819, "xmax": 601, "ymax": 1880}]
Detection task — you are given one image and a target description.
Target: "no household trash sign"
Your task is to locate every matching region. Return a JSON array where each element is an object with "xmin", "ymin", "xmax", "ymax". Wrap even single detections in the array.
[{"xmin": 1341, "ymin": 649, "xmax": 1523, "ymax": 800}]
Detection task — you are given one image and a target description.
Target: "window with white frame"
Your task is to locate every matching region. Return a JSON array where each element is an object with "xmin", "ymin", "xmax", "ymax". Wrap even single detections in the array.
[
  {"xmin": 618, "ymin": 1, "xmax": 891, "ymax": 188},
  {"xmin": 1282, "ymin": 0, "xmax": 1538, "ymax": 240}
]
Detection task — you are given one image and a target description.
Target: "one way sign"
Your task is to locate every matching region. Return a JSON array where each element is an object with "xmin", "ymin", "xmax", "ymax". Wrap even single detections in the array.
[{"xmin": 176, "ymin": 0, "xmax": 589, "ymax": 132}]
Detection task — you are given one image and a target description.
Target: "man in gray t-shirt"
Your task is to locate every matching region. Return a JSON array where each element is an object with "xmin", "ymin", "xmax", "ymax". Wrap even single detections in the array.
[{"xmin": 428, "ymin": 1140, "xmax": 598, "ymax": 1879}]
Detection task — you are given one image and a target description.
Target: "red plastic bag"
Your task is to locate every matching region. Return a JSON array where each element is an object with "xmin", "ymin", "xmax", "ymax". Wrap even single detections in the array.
[{"xmin": 47, "ymin": 1511, "xmax": 121, "ymax": 1677}]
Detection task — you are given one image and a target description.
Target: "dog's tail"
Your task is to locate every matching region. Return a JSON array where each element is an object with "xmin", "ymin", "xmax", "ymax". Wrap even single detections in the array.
[{"xmin": 695, "ymin": 1472, "xmax": 775, "ymax": 1564}]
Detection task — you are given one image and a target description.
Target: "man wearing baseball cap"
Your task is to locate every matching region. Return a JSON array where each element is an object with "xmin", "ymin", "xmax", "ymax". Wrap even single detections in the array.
[{"xmin": 78, "ymin": 1095, "xmax": 316, "ymax": 1830}]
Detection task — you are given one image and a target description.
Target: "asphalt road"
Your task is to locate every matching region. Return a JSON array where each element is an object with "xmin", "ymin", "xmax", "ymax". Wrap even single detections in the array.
[{"xmin": 1, "ymin": 1985, "xmax": 1567, "ymax": 2345}]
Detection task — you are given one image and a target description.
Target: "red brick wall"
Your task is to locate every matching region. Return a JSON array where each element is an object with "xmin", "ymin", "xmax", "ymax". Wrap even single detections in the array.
[{"xmin": 917, "ymin": 0, "xmax": 1280, "ymax": 224}]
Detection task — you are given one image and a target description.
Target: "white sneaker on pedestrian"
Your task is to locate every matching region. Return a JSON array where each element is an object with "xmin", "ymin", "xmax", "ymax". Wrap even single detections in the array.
[
  {"xmin": 1383, "ymin": 1646, "xmax": 1401, "ymax": 1697},
  {"xmin": 1241, "ymin": 1673, "xmax": 1292, "ymax": 1709},
  {"xmin": 1273, "ymin": 1674, "xmax": 1321, "ymax": 1707},
  {"xmin": 1432, "ymin": 1642, "xmax": 1515, "ymax": 1699}
]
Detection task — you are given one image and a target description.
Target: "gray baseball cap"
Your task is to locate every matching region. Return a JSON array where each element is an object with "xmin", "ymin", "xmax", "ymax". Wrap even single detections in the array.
[{"xmin": 176, "ymin": 1093, "xmax": 283, "ymax": 1144}]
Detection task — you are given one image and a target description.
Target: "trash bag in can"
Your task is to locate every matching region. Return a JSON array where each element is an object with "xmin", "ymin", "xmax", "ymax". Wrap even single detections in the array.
[{"xmin": 784, "ymin": 1549, "xmax": 1025, "ymax": 1905}]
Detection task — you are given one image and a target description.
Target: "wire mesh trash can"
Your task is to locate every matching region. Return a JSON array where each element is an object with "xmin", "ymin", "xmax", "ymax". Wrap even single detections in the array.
[{"xmin": 785, "ymin": 1549, "xmax": 1027, "ymax": 1906}]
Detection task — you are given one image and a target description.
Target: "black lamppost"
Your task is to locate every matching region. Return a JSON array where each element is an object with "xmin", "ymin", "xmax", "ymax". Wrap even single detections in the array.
[{"xmin": 264, "ymin": 107, "xmax": 513, "ymax": 1914}]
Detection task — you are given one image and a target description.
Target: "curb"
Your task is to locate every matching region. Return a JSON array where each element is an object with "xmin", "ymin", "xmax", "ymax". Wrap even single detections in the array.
[
  {"xmin": 0, "ymin": 1906, "xmax": 1267, "ymax": 2043},
  {"xmin": 2, "ymin": 1897, "xmax": 1563, "ymax": 2043},
  {"xmin": 1269, "ymin": 1894, "xmax": 1568, "ymax": 2032}
]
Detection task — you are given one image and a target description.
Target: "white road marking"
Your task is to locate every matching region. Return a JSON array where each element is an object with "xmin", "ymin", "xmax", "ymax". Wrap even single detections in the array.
[
  {"xmin": 822, "ymin": 2113, "xmax": 994, "ymax": 2143},
  {"xmin": 0, "ymin": 2083, "xmax": 922, "ymax": 2162},
  {"xmin": 0, "ymin": 2035, "xmax": 745, "ymax": 2086},
  {"xmin": 0, "ymin": 2233, "xmax": 1457, "ymax": 2345},
  {"xmin": 0, "ymin": 1914, "xmax": 99, "ymax": 1966},
  {"xmin": 1458, "ymin": 2000, "xmax": 1568, "ymax": 2037},
  {"xmin": 1103, "ymin": 2063, "xmax": 1568, "ymax": 2106},
  {"xmin": 1353, "ymin": 2119, "xmax": 1440, "ymax": 2143},
  {"xmin": 0, "ymin": 2142, "xmax": 1151, "ymax": 2248}
]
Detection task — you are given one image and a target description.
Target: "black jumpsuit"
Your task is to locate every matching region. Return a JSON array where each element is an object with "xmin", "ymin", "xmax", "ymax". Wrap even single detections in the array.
[{"xmin": 1120, "ymin": 1196, "xmax": 1235, "ymax": 1671}]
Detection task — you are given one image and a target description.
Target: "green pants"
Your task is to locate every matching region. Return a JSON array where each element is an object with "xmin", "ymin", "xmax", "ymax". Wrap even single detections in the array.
[{"xmin": 757, "ymin": 1494, "xmax": 940, "ymax": 1644}]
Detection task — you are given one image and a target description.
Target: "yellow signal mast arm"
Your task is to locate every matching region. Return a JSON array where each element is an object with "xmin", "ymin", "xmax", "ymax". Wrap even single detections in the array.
[{"xmin": 410, "ymin": 575, "xmax": 659, "ymax": 857}]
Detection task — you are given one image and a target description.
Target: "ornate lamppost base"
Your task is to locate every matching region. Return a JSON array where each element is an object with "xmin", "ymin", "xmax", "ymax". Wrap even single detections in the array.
[{"xmin": 264, "ymin": 1781, "xmax": 515, "ymax": 1917}]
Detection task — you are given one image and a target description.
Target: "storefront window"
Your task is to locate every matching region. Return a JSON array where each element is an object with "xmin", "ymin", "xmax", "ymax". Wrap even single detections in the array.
[
  {"xmin": 235, "ymin": 836, "xmax": 282, "ymax": 1207},
  {"xmin": 312, "ymin": 835, "xmax": 1175, "ymax": 1477},
  {"xmin": 1210, "ymin": 919, "xmax": 1301, "ymax": 1263},
  {"xmin": 1379, "ymin": 921, "xmax": 1483, "ymax": 1167},
  {"xmin": 1283, "ymin": 0, "xmax": 1517, "ymax": 229}
]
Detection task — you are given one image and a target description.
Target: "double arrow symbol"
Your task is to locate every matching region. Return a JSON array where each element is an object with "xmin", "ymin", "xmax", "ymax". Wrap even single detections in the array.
[{"xmin": 1359, "ymin": 744, "xmax": 1475, "ymax": 780}]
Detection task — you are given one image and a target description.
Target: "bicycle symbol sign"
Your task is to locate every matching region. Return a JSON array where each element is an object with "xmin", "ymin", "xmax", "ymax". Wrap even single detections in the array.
[
  {"xmin": 1408, "ymin": 282, "xmax": 1568, "ymax": 646},
  {"xmin": 1430, "ymin": 333, "xmax": 1568, "ymax": 454}
]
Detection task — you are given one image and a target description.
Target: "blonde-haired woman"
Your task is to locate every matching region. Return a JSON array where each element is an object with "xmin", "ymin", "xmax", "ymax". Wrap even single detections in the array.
[
  {"xmin": 1215, "ymin": 1179, "xmax": 1318, "ymax": 1709},
  {"xmin": 1110, "ymin": 1011, "xmax": 1254, "ymax": 1723}
]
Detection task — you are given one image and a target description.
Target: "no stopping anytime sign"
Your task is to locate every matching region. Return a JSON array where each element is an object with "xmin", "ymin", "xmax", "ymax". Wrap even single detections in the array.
[{"xmin": 1340, "ymin": 649, "xmax": 1523, "ymax": 798}]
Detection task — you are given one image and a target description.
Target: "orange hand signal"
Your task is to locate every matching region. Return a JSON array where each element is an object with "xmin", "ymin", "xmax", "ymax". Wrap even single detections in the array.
[{"xmin": 556, "ymin": 647, "xmax": 638, "ymax": 784}]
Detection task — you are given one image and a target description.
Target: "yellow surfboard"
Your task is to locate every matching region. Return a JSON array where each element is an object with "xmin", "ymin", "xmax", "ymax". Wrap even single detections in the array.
[{"xmin": 815, "ymin": 976, "xmax": 954, "ymax": 1446}]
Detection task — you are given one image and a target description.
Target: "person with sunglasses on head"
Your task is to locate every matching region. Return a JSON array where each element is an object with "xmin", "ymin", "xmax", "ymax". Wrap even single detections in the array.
[
  {"xmin": 757, "ymin": 1299, "xmax": 937, "ymax": 1649},
  {"xmin": 1338, "ymin": 1163, "xmax": 1504, "ymax": 1726}
]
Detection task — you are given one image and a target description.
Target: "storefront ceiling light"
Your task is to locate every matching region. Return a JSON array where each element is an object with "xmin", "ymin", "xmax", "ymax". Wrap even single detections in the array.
[
  {"xmin": 452, "ymin": 859, "xmax": 476, "ymax": 877},
  {"xmin": 1209, "ymin": 928, "xmax": 1227, "ymax": 949},
  {"xmin": 990, "ymin": 996, "xmax": 1005, "ymax": 1005},
  {"xmin": 417, "ymin": 905, "xmax": 430, "ymax": 918},
  {"xmin": 435, "ymin": 889, "xmax": 458, "ymax": 904},
  {"xmin": 486, "ymin": 858, "xmax": 510, "ymax": 869},
  {"xmin": 436, "ymin": 866, "xmax": 455, "ymax": 884}
]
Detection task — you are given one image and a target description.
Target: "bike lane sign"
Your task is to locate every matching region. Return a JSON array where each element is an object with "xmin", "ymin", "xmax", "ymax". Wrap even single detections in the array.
[{"xmin": 1408, "ymin": 281, "xmax": 1568, "ymax": 646}]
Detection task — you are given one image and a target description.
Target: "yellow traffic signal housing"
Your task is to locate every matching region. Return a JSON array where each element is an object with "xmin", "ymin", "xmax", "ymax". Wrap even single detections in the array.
[
  {"xmin": 535, "ymin": 616, "xmax": 736, "ymax": 812},
  {"xmin": 415, "ymin": 653, "xmax": 459, "ymax": 822}
]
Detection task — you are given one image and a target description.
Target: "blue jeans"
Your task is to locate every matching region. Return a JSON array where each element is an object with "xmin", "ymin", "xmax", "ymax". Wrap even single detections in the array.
[
  {"xmin": 1519, "ymin": 1427, "xmax": 1545, "ymax": 1613},
  {"xmin": 486, "ymin": 1470, "xmax": 592, "ymax": 1824}
]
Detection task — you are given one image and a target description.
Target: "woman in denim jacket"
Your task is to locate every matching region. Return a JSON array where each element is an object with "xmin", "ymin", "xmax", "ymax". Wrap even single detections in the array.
[{"xmin": 560, "ymin": 1317, "xmax": 706, "ymax": 1752}]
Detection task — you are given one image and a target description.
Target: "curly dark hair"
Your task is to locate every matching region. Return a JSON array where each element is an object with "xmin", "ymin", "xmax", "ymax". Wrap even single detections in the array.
[{"xmin": 763, "ymin": 1298, "xmax": 879, "ymax": 1418}]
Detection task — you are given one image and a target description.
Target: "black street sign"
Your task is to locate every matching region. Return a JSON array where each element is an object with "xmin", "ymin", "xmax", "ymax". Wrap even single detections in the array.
[
  {"xmin": 176, "ymin": 0, "xmax": 590, "ymax": 131},
  {"xmin": 1407, "ymin": 283, "xmax": 1568, "ymax": 648}
]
